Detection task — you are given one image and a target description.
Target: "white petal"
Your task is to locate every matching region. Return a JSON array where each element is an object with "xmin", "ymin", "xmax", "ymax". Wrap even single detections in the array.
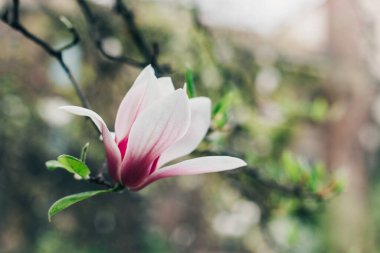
[
  {"xmin": 133, "ymin": 156, "xmax": 246, "ymax": 190},
  {"xmin": 158, "ymin": 97, "xmax": 211, "ymax": 167},
  {"xmin": 60, "ymin": 106, "xmax": 106, "ymax": 133},
  {"xmin": 133, "ymin": 64, "xmax": 155, "ymax": 87},
  {"xmin": 114, "ymin": 65, "xmax": 160, "ymax": 142},
  {"xmin": 119, "ymin": 89, "xmax": 191, "ymax": 186},
  {"xmin": 157, "ymin": 77, "xmax": 175, "ymax": 96}
]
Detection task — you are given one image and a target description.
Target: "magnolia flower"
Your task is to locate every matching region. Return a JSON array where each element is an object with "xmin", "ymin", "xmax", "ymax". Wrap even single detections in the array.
[{"xmin": 60, "ymin": 66, "xmax": 246, "ymax": 190}]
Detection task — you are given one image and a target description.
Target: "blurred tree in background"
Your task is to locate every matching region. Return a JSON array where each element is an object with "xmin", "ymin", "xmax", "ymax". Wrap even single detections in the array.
[{"xmin": 1, "ymin": 0, "xmax": 380, "ymax": 252}]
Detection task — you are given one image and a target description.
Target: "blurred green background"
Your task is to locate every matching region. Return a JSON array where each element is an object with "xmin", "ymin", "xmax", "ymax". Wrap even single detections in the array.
[{"xmin": 1, "ymin": 0, "xmax": 379, "ymax": 252}]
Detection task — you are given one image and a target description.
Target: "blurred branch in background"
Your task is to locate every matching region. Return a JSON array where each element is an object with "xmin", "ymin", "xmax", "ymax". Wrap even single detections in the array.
[
  {"xmin": 76, "ymin": 0, "xmax": 144, "ymax": 69},
  {"xmin": 1, "ymin": 0, "xmax": 90, "ymax": 109},
  {"xmin": 76, "ymin": 0, "xmax": 170, "ymax": 75}
]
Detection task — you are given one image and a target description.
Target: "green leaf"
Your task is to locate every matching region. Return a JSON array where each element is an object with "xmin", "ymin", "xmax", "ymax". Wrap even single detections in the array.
[
  {"xmin": 80, "ymin": 142, "xmax": 90, "ymax": 162},
  {"xmin": 57, "ymin": 155, "xmax": 91, "ymax": 178},
  {"xmin": 211, "ymin": 92, "xmax": 237, "ymax": 129},
  {"xmin": 215, "ymin": 111, "xmax": 228, "ymax": 128},
  {"xmin": 48, "ymin": 189, "xmax": 112, "ymax": 221},
  {"xmin": 185, "ymin": 68, "xmax": 196, "ymax": 98},
  {"xmin": 282, "ymin": 151, "xmax": 301, "ymax": 183},
  {"xmin": 307, "ymin": 162, "xmax": 325, "ymax": 192},
  {"xmin": 212, "ymin": 91, "xmax": 235, "ymax": 117},
  {"xmin": 212, "ymin": 101, "xmax": 223, "ymax": 117},
  {"xmin": 308, "ymin": 167, "xmax": 319, "ymax": 192},
  {"xmin": 45, "ymin": 160, "xmax": 66, "ymax": 171}
]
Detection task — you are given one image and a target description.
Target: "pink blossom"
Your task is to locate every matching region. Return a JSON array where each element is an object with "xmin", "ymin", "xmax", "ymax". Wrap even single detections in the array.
[{"xmin": 60, "ymin": 66, "xmax": 246, "ymax": 190}]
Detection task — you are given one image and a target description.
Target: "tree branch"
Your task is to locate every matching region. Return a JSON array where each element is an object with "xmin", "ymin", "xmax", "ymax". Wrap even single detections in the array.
[
  {"xmin": 113, "ymin": 0, "xmax": 170, "ymax": 75},
  {"xmin": 76, "ymin": 0, "xmax": 146, "ymax": 68},
  {"xmin": 113, "ymin": 0, "xmax": 152, "ymax": 62},
  {"xmin": 1, "ymin": 0, "xmax": 91, "ymax": 110},
  {"xmin": 197, "ymin": 150, "xmax": 324, "ymax": 201},
  {"xmin": 235, "ymin": 166, "xmax": 323, "ymax": 200},
  {"xmin": 88, "ymin": 175, "xmax": 115, "ymax": 189},
  {"xmin": 76, "ymin": 0, "xmax": 170, "ymax": 75}
]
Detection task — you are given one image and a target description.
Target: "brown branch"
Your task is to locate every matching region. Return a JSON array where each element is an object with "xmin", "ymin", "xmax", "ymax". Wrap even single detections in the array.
[
  {"xmin": 1, "ymin": 0, "xmax": 91, "ymax": 110},
  {"xmin": 113, "ymin": 0, "xmax": 153, "ymax": 62},
  {"xmin": 76, "ymin": 0, "xmax": 146, "ymax": 68},
  {"xmin": 87, "ymin": 163, "xmax": 119, "ymax": 189},
  {"xmin": 76, "ymin": 0, "xmax": 170, "ymax": 75},
  {"xmin": 197, "ymin": 150, "xmax": 323, "ymax": 201},
  {"xmin": 113, "ymin": 0, "xmax": 171, "ymax": 75},
  {"xmin": 88, "ymin": 174, "xmax": 115, "ymax": 189},
  {"xmin": 235, "ymin": 166, "xmax": 323, "ymax": 200}
]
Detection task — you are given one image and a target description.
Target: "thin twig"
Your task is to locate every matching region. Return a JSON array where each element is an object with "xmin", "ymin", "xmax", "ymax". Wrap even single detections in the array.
[
  {"xmin": 197, "ymin": 150, "xmax": 323, "ymax": 201},
  {"xmin": 113, "ymin": 0, "xmax": 170, "ymax": 75},
  {"xmin": 88, "ymin": 175, "xmax": 115, "ymax": 189},
  {"xmin": 86, "ymin": 164, "xmax": 118, "ymax": 189},
  {"xmin": 76, "ymin": 0, "xmax": 169, "ymax": 75},
  {"xmin": 238, "ymin": 167, "xmax": 322, "ymax": 200},
  {"xmin": 1, "ymin": 0, "xmax": 91, "ymax": 110},
  {"xmin": 58, "ymin": 16, "xmax": 80, "ymax": 51},
  {"xmin": 76, "ymin": 0, "xmax": 146, "ymax": 68},
  {"xmin": 113, "ymin": 0, "xmax": 152, "ymax": 62}
]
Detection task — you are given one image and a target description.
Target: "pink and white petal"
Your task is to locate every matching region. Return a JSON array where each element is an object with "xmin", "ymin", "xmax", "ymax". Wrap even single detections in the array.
[
  {"xmin": 120, "ymin": 89, "xmax": 191, "ymax": 187},
  {"xmin": 132, "ymin": 156, "xmax": 247, "ymax": 190},
  {"xmin": 100, "ymin": 131, "xmax": 115, "ymax": 142},
  {"xmin": 114, "ymin": 65, "xmax": 160, "ymax": 142},
  {"xmin": 60, "ymin": 106, "xmax": 122, "ymax": 182},
  {"xmin": 137, "ymin": 79, "xmax": 164, "ymax": 111},
  {"xmin": 60, "ymin": 106, "xmax": 106, "ymax": 133},
  {"xmin": 158, "ymin": 97, "xmax": 211, "ymax": 167},
  {"xmin": 127, "ymin": 75, "xmax": 174, "ymax": 116},
  {"xmin": 101, "ymin": 124, "xmax": 122, "ymax": 183},
  {"xmin": 132, "ymin": 64, "xmax": 155, "ymax": 88},
  {"xmin": 157, "ymin": 77, "xmax": 175, "ymax": 97}
]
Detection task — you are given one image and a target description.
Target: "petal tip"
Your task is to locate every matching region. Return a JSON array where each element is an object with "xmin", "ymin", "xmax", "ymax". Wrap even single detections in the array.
[
  {"xmin": 176, "ymin": 88, "xmax": 188, "ymax": 98},
  {"xmin": 145, "ymin": 64, "xmax": 155, "ymax": 75},
  {"xmin": 237, "ymin": 159, "xmax": 247, "ymax": 168},
  {"xmin": 223, "ymin": 156, "xmax": 247, "ymax": 169},
  {"xmin": 58, "ymin": 105, "xmax": 78, "ymax": 112}
]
